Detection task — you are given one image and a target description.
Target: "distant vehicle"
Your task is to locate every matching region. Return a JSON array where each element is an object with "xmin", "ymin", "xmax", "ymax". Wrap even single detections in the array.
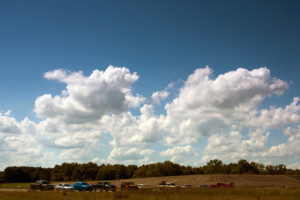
[
  {"xmin": 55, "ymin": 183, "xmax": 75, "ymax": 192},
  {"xmin": 210, "ymin": 182, "xmax": 234, "ymax": 188},
  {"xmin": 137, "ymin": 184, "xmax": 152, "ymax": 190},
  {"xmin": 197, "ymin": 184, "xmax": 212, "ymax": 188},
  {"xmin": 91, "ymin": 181, "xmax": 116, "ymax": 192},
  {"xmin": 159, "ymin": 181, "xmax": 180, "ymax": 189},
  {"xmin": 121, "ymin": 182, "xmax": 139, "ymax": 190},
  {"xmin": 30, "ymin": 180, "xmax": 55, "ymax": 191},
  {"xmin": 137, "ymin": 184, "xmax": 145, "ymax": 189},
  {"xmin": 70, "ymin": 182, "xmax": 93, "ymax": 192},
  {"xmin": 180, "ymin": 184, "xmax": 194, "ymax": 188}
]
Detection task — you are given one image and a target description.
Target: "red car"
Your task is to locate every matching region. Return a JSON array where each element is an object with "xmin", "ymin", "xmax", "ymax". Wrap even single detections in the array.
[{"xmin": 210, "ymin": 182, "xmax": 234, "ymax": 187}]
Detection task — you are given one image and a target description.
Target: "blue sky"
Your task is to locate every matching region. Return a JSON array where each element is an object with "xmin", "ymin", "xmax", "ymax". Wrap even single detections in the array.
[{"xmin": 1, "ymin": 0, "xmax": 300, "ymax": 170}]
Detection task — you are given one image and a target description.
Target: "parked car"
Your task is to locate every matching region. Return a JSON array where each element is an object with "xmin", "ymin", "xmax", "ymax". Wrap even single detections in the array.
[
  {"xmin": 91, "ymin": 181, "xmax": 116, "ymax": 192},
  {"xmin": 137, "ymin": 184, "xmax": 145, "ymax": 189},
  {"xmin": 121, "ymin": 182, "xmax": 139, "ymax": 190},
  {"xmin": 30, "ymin": 180, "xmax": 55, "ymax": 191},
  {"xmin": 197, "ymin": 184, "xmax": 212, "ymax": 188},
  {"xmin": 159, "ymin": 181, "xmax": 180, "ymax": 189},
  {"xmin": 70, "ymin": 182, "xmax": 93, "ymax": 192},
  {"xmin": 210, "ymin": 182, "xmax": 234, "ymax": 188},
  {"xmin": 55, "ymin": 183, "xmax": 75, "ymax": 192},
  {"xmin": 180, "ymin": 184, "xmax": 194, "ymax": 188}
]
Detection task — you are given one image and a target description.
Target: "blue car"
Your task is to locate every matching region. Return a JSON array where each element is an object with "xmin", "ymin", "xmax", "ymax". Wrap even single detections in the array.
[{"xmin": 71, "ymin": 182, "xmax": 93, "ymax": 192}]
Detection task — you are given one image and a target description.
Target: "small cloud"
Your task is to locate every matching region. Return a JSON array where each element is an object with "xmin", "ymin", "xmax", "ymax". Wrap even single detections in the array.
[
  {"xmin": 231, "ymin": 125, "xmax": 238, "ymax": 130},
  {"xmin": 138, "ymin": 156, "xmax": 149, "ymax": 164},
  {"xmin": 177, "ymin": 78, "xmax": 184, "ymax": 83},
  {"xmin": 287, "ymin": 162, "xmax": 300, "ymax": 170},
  {"xmin": 264, "ymin": 160, "xmax": 272, "ymax": 165},
  {"xmin": 91, "ymin": 158, "xmax": 101, "ymax": 164},
  {"xmin": 151, "ymin": 91, "xmax": 169, "ymax": 105},
  {"xmin": 167, "ymin": 82, "xmax": 175, "ymax": 89},
  {"xmin": 125, "ymin": 160, "xmax": 135, "ymax": 163},
  {"xmin": 4, "ymin": 110, "xmax": 11, "ymax": 116}
]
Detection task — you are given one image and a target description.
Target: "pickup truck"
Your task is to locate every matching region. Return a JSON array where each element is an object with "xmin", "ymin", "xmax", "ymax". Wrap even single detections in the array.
[
  {"xmin": 121, "ymin": 182, "xmax": 139, "ymax": 190},
  {"xmin": 70, "ymin": 182, "xmax": 93, "ymax": 192},
  {"xmin": 91, "ymin": 181, "xmax": 116, "ymax": 192},
  {"xmin": 159, "ymin": 181, "xmax": 180, "ymax": 189},
  {"xmin": 210, "ymin": 182, "xmax": 234, "ymax": 188},
  {"xmin": 30, "ymin": 180, "xmax": 55, "ymax": 191}
]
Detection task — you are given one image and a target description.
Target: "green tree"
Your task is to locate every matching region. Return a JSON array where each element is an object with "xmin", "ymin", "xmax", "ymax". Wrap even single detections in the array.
[
  {"xmin": 72, "ymin": 167, "xmax": 81, "ymax": 181},
  {"xmin": 115, "ymin": 165, "xmax": 127, "ymax": 180}
]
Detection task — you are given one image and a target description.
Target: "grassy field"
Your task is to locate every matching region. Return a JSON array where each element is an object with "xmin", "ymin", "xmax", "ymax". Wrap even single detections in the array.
[
  {"xmin": 1, "ymin": 187, "xmax": 300, "ymax": 200},
  {"xmin": 0, "ymin": 182, "xmax": 30, "ymax": 189}
]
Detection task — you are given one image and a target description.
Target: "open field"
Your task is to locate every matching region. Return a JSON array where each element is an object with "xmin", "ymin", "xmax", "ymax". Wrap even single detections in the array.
[
  {"xmin": 1, "ymin": 187, "xmax": 300, "ymax": 200},
  {"xmin": 2, "ymin": 175, "xmax": 300, "ymax": 189}
]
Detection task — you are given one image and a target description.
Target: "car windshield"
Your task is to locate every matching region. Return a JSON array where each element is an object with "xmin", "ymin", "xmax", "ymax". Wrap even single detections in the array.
[
  {"xmin": 171, "ymin": 183, "xmax": 176, "ymax": 186},
  {"xmin": 105, "ymin": 182, "xmax": 112, "ymax": 185},
  {"xmin": 42, "ymin": 181, "xmax": 49, "ymax": 184},
  {"xmin": 64, "ymin": 184, "xmax": 70, "ymax": 186},
  {"xmin": 82, "ymin": 183, "xmax": 88, "ymax": 185}
]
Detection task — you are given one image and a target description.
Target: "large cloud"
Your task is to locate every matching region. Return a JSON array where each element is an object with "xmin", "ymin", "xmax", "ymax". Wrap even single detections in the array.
[
  {"xmin": 0, "ymin": 114, "xmax": 21, "ymax": 134},
  {"xmin": 166, "ymin": 67, "xmax": 288, "ymax": 119},
  {"xmin": 242, "ymin": 97, "xmax": 300, "ymax": 129},
  {"xmin": 0, "ymin": 116, "xmax": 57, "ymax": 169},
  {"xmin": 261, "ymin": 126, "xmax": 300, "ymax": 158},
  {"xmin": 161, "ymin": 67, "xmax": 289, "ymax": 146},
  {"xmin": 35, "ymin": 66, "xmax": 145, "ymax": 123},
  {"xmin": 200, "ymin": 129, "xmax": 269, "ymax": 163}
]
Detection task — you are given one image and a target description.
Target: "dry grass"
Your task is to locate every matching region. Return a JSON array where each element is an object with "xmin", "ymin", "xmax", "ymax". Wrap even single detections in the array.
[
  {"xmin": 0, "ymin": 183, "xmax": 30, "ymax": 189},
  {"xmin": 1, "ymin": 187, "xmax": 300, "ymax": 200}
]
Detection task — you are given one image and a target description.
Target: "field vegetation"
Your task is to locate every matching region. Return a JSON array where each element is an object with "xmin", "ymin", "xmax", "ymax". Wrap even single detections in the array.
[{"xmin": 1, "ymin": 187, "xmax": 300, "ymax": 200}]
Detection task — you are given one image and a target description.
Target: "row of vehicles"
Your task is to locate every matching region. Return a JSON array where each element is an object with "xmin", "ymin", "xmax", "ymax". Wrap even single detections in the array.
[
  {"xmin": 159, "ymin": 181, "xmax": 234, "ymax": 189},
  {"xmin": 30, "ymin": 180, "xmax": 117, "ymax": 192},
  {"xmin": 30, "ymin": 180, "xmax": 234, "ymax": 192}
]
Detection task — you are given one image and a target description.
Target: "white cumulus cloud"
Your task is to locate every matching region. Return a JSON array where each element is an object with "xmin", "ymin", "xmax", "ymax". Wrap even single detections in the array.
[{"xmin": 35, "ymin": 66, "xmax": 145, "ymax": 123}]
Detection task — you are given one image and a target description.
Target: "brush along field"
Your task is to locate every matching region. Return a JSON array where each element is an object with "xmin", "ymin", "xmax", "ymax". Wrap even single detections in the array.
[
  {"xmin": 1, "ymin": 187, "xmax": 300, "ymax": 200},
  {"xmin": 2, "ymin": 175, "xmax": 300, "ymax": 189}
]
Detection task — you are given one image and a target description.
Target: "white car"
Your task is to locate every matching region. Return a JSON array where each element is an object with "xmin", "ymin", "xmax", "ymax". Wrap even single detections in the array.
[
  {"xmin": 56, "ymin": 183, "xmax": 75, "ymax": 191},
  {"xmin": 137, "ymin": 184, "xmax": 145, "ymax": 189}
]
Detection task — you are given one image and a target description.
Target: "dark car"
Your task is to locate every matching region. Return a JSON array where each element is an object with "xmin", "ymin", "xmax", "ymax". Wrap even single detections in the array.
[
  {"xmin": 197, "ymin": 184, "xmax": 212, "ymax": 188},
  {"xmin": 92, "ymin": 181, "xmax": 116, "ymax": 192},
  {"xmin": 30, "ymin": 180, "xmax": 55, "ymax": 191}
]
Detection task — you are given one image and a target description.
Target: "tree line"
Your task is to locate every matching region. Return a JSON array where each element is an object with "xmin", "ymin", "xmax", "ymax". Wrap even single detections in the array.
[{"xmin": 1, "ymin": 159, "xmax": 300, "ymax": 183}]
